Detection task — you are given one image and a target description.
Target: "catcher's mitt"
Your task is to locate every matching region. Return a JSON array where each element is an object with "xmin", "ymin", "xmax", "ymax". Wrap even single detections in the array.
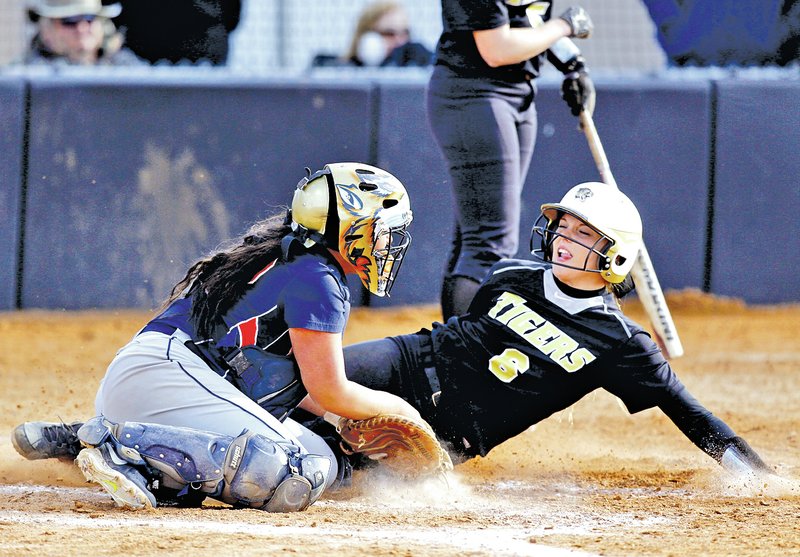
[{"xmin": 330, "ymin": 413, "xmax": 453, "ymax": 479}]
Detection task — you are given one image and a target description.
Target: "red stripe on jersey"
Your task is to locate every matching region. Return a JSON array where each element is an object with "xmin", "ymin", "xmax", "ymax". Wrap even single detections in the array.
[
  {"xmin": 238, "ymin": 318, "xmax": 258, "ymax": 347},
  {"xmin": 249, "ymin": 259, "xmax": 278, "ymax": 284}
]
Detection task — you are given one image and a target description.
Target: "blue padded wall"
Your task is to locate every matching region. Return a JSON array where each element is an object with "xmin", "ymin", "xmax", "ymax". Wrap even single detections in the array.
[
  {"xmin": 0, "ymin": 77, "xmax": 25, "ymax": 310},
  {"xmin": 373, "ymin": 78, "xmax": 712, "ymax": 306},
  {"xmin": 712, "ymin": 80, "xmax": 800, "ymax": 303},
  {"xmin": 22, "ymin": 76, "xmax": 373, "ymax": 309},
  {"xmin": 372, "ymin": 83, "xmax": 451, "ymax": 307},
  {"xmin": 21, "ymin": 76, "xmax": 795, "ymax": 309}
]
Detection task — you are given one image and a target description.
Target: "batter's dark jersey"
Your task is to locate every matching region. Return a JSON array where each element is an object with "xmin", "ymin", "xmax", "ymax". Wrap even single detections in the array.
[
  {"xmin": 436, "ymin": 0, "xmax": 550, "ymax": 80},
  {"xmin": 429, "ymin": 259, "xmax": 718, "ymax": 456}
]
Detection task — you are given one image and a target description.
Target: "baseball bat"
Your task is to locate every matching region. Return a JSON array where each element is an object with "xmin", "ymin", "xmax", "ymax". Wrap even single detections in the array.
[{"xmin": 579, "ymin": 111, "xmax": 684, "ymax": 359}]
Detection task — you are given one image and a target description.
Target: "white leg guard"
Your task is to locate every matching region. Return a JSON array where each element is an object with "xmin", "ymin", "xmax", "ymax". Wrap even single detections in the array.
[{"xmin": 77, "ymin": 417, "xmax": 331, "ymax": 512}]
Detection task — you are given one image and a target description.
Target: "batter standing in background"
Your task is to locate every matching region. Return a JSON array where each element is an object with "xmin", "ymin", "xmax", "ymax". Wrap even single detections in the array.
[{"xmin": 428, "ymin": 1, "xmax": 597, "ymax": 320}]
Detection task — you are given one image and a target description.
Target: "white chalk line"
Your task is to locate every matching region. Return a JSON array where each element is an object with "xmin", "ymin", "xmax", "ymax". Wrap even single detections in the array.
[{"xmin": 0, "ymin": 485, "xmax": 597, "ymax": 557}]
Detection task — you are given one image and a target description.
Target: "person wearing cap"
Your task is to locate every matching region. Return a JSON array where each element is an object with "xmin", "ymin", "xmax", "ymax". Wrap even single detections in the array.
[{"xmin": 24, "ymin": 0, "xmax": 141, "ymax": 66}]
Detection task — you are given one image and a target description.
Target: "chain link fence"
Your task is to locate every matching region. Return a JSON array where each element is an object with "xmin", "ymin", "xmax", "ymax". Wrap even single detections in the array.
[
  {"xmin": 225, "ymin": 0, "xmax": 666, "ymax": 75},
  {"xmin": 1, "ymin": 0, "xmax": 667, "ymax": 74}
]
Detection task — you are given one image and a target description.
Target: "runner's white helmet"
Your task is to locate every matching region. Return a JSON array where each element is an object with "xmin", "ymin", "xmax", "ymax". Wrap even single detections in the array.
[{"xmin": 531, "ymin": 182, "xmax": 642, "ymax": 284}]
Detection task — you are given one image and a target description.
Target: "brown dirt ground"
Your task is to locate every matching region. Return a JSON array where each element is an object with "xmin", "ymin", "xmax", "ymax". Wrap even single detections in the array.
[{"xmin": 1, "ymin": 290, "xmax": 799, "ymax": 556}]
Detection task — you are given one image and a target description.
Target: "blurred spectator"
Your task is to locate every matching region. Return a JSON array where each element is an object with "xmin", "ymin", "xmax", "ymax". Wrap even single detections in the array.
[
  {"xmin": 312, "ymin": 1, "xmax": 433, "ymax": 68},
  {"xmin": 642, "ymin": 0, "xmax": 800, "ymax": 66},
  {"xmin": 24, "ymin": 0, "xmax": 141, "ymax": 66},
  {"xmin": 111, "ymin": 0, "xmax": 242, "ymax": 66}
]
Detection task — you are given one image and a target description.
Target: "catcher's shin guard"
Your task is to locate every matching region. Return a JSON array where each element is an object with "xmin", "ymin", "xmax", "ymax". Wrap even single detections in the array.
[{"xmin": 77, "ymin": 417, "xmax": 330, "ymax": 512}]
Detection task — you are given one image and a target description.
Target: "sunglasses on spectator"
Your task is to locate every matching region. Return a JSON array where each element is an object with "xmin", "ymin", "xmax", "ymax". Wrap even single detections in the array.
[
  {"xmin": 376, "ymin": 28, "xmax": 409, "ymax": 38},
  {"xmin": 58, "ymin": 14, "xmax": 97, "ymax": 26}
]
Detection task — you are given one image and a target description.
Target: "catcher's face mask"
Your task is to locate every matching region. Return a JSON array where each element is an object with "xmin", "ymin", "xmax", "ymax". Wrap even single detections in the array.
[
  {"xmin": 290, "ymin": 162, "xmax": 413, "ymax": 297},
  {"xmin": 344, "ymin": 215, "xmax": 412, "ymax": 298}
]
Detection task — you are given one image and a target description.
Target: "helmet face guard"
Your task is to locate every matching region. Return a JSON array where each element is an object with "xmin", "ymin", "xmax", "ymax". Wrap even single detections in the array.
[
  {"xmin": 531, "ymin": 211, "xmax": 614, "ymax": 275},
  {"xmin": 530, "ymin": 183, "xmax": 642, "ymax": 284},
  {"xmin": 344, "ymin": 219, "xmax": 412, "ymax": 297}
]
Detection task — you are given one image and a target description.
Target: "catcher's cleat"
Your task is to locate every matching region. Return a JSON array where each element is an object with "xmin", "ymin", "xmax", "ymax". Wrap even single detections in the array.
[
  {"xmin": 76, "ymin": 444, "xmax": 157, "ymax": 510},
  {"xmin": 11, "ymin": 421, "xmax": 83, "ymax": 460}
]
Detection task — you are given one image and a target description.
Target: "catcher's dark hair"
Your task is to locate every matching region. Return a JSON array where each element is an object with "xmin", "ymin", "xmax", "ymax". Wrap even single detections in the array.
[{"xmin": 161, "ymin": 210, "xmax": 293, "ymax": 339}]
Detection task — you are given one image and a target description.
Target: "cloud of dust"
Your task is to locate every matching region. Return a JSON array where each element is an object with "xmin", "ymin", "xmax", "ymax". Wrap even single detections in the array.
[
  {"xmin": 353, "ymin": 470, "xmax": 476, "ymax": 510},
  {"xmin": 707, "ymin": 468, "xmax": 800, "ymax": 498},
  {"xmin": 0, "ymin": 441, "xmax": 85, "ymax": 488}
]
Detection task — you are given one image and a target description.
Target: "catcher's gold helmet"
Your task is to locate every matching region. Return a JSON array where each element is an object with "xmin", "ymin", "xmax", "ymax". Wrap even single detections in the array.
[
  {"xmin": 289, "ymin": 162, "xmax": 412, "ymax": 297},
  {"xmin": 531, "ymin": 182, "xmax": 642, "ymax": 284}
]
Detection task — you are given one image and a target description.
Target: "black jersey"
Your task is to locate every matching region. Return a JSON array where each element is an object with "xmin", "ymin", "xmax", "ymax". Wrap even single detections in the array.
[
  {"xmin": 430, "ymin": 259, "xmax": 686, "ymax": 456},
  {"xmin": 435, "ymin": 0, "xmax": 550, "ymax": 81}
]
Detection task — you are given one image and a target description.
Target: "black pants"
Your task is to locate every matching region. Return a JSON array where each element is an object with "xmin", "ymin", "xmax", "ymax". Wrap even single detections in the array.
[
  {"xmin": 343, "ymin": 332, "xmax": 477, "ymax": 460},
  {"xmin": 426, "ymin": 66, "xmax": 537, "ymax": 284},
  {"xmin": 342, "ymin": 331, "xmax": 440, "ymax": 426}
]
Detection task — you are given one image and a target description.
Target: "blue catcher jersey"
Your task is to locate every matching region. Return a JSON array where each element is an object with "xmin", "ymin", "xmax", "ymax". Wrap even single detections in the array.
[
  {"xmin": 145, "ymin": 249, "xmax": 351, "ymax": 373},
  {"xmin": 430, "ymin": 259, "xmax": 685, "ymax": 456}
]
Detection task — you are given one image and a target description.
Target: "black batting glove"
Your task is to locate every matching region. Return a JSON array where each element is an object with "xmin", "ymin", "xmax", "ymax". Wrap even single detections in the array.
[
  {"xmin": 561, "ymin": 63, "xmax": 595, "ymax": 117},
  {"xmin": 559, "ymin": 6, "xmax": 593, "ymax": 39}
]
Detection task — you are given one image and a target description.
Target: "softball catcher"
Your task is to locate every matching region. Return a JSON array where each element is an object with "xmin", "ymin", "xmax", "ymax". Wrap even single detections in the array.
[{"xmin": 15, "ymin": 162, "xmax": 429, "ymax": 512}]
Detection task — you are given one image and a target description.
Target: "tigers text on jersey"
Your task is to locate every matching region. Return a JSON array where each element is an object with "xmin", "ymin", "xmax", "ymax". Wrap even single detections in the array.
[{"xmin": 430, "ymin": 259, "xmax": 683, "ymax": 456}]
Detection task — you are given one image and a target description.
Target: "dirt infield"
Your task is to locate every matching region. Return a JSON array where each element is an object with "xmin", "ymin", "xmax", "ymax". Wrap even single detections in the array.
[{"xmin": 1, "ymin": 291, "xmax": 799, "ymax": 556}]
